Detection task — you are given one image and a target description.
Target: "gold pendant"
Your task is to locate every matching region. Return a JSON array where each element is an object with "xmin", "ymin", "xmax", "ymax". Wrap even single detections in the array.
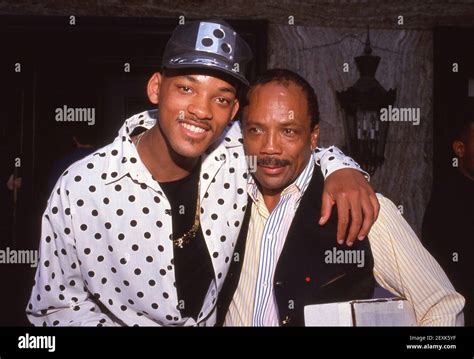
[{"xmin": 175, "ymin": 238, "xmax": 184, "ymax": 249}]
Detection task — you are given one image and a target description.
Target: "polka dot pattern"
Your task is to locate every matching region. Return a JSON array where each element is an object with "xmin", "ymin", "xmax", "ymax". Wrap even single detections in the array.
[{"xmin": 26, "ymin": 111, "xmax": 359, "ymax": 327}]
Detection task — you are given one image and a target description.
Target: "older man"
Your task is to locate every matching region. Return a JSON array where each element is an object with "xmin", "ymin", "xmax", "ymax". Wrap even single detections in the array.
[{"xmin": 218, "ymin": 69, "xmax": 465, "ymax": 326}]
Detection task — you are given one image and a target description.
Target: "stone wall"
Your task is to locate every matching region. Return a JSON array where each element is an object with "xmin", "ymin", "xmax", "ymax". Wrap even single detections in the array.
[
  {"xmin": 267, "ymin": 25, "xmax": 433, "ymax": 234},
  {"xmin": 1, "ymin": 0, "xmax": 474, "ymax": 28}
]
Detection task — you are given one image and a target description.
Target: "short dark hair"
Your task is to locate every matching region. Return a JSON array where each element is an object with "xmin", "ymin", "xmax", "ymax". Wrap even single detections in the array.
[{"xmin": 245, "ymin": 68, "xmax": 320, "ymax": 127}]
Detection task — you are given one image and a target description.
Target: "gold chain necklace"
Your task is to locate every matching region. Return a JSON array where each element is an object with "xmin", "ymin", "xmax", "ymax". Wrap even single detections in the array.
[
  {"xmin": 172, "ymin": 181, "xmax": 201, "ymax": 249},
  {"xmin": 135, "ymin": 129, "xmax": 201, "ymax": 249}
]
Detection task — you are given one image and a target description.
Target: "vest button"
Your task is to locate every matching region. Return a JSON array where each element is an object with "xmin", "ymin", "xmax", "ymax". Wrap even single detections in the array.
[{"xmin": 274, "ymin": 281, "xmax": 283, "ymax": 286}]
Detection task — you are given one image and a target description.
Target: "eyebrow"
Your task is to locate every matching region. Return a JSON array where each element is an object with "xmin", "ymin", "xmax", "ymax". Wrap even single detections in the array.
[
  {"xmin": 185, "ymin": 75, "xmax": 199, "ymax": 84},
  {"xmin": 218, "ymin": 86, "xmax": 237, "ymax": 94},
  {"xmin": 245, "ymin": 118, "xmax": 300, "ymax": 127},
  {"xmin": 184, "ymin": 75, "xmax": 236, "ymax": 95},
  {"xmin": 278, "ymin": 119, "xmax": 300, "ymax": 126}
]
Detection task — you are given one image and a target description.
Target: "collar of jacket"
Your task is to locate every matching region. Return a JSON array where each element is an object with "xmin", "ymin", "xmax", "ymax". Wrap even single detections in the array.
[{"xmin": 98, "ymin": 110, "xmax": 243, "ymax": 196}]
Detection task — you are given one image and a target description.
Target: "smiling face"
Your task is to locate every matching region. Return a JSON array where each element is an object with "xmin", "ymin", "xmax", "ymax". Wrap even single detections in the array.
[
  {"xmin": 242, "ymin": 81, "xmax": 320, "ymax": 194},
  {"xmin": 147, "ymin": 69, "xmax": 240, "ymax": 158}
]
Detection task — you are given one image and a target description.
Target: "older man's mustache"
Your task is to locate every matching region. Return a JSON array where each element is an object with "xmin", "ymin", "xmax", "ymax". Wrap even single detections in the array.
[{"xmin": 257, "ymin": 157, "xmax": 291, "ymax": 167}]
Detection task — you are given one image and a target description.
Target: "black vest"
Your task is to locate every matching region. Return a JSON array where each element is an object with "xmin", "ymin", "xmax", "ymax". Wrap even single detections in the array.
[{"xmin": 216, "ymin": 168, "xmax": 376, "ymax": 326}]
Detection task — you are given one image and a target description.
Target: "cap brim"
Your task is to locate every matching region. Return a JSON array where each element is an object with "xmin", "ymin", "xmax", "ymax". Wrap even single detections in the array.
[{"xmin": 163, "ymin": 57, "xmax": 249, "ymax": 87}]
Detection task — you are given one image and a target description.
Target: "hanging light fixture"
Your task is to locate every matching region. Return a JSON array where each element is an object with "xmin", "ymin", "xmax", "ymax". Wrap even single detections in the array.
[{"xmin": 337, "ymin": 27, "xmax": 396, "ymax": 176}]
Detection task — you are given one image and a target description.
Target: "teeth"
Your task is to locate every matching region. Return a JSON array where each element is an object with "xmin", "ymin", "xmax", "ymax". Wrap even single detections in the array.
[{"xmin": 182, "ymin": 123, "xmax": 206, "ymax": 134}]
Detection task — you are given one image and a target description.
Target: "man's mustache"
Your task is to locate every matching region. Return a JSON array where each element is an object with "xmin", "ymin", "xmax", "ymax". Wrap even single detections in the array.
[
  {"xmin": 177, "ymin": 115, "xmax": 209, "ymax": 125},
  {"xmin": 257, "ymin": 157, "xmax": 291, "ymax": 167}
]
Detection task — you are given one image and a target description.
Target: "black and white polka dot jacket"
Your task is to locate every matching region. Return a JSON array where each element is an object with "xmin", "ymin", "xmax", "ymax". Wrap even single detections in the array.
[{"xmin": 26, "ymin": 110, "xmax": 364, "ymax": 327}]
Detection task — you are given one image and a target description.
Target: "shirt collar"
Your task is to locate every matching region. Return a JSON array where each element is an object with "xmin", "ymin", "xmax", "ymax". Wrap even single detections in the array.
[
  {"xmin": 100, "ymin": 110, "xmax": 244, "ymax": 191},
  {"xmin": 100, "ymin": 110, "xmax": 156, "ymax": 186}
]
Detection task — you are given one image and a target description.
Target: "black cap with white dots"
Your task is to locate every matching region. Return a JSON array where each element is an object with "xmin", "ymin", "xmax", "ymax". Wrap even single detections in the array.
[{"xmin": 162, "ymin": 19, "xmax": 253, "ymax": 86}]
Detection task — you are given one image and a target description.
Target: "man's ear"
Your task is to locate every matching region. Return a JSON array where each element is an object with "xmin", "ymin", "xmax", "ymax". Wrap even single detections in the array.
[
  {"xmin": 310, "ymin": 124, "xmax": 320, "ymax": 151},
  {"xmin": 147, "ymin": 72, "xmax": 162, "ymax": 105},
  {"xmin": 453, "ymin": 140, "xmax": 465, "ymax": 158},
  {"xmin": 230, "ymin": 99, "xmax": 240, "ymax": 121}
]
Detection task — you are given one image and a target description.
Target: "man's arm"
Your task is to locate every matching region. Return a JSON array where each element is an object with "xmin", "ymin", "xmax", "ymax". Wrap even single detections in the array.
[
  {"xmin": 227, "ymin": 122, "xmax": 379, "ymax": 246},
  {"xmin": 369, "ymin": 194, "xmax": 465, "ymax": 326},
  {"xmin": 26, "ymin": 181, "xmax": 121, "ymax": 327},
  {"xmin": 315, "ymin": 147, "xmax": 380, "ymax": 246}
]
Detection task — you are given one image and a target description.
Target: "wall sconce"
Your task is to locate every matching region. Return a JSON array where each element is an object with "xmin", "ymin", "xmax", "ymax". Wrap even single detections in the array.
[{"xmin": 337, "ymin": 28, "xmax": 396, "ymax": 176}]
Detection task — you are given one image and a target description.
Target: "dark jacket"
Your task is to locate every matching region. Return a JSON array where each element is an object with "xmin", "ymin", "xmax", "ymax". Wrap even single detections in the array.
[
  {"xmin": 422, "ymin": 168, "xmax": 474, "ymax": 325},
  {"xmin": 216, "ymin": 168, "xmax": 376, "ymax": 326}
]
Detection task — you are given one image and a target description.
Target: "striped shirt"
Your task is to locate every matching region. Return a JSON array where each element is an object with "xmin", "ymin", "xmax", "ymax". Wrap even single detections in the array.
[
  {"xmin": 224, "ymin": 162, "xmax": 465, "ymax": 326},
  {"xmin": 369, "ymin": 194, "xmax": 464, "ymax": 326},
  {"xmin": 225, "ymin": 156, "xmax": 315, "ymax": 326}
]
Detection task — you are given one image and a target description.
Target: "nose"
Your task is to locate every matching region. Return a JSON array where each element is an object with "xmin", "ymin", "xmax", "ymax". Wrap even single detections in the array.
[
  {"xmin": 261, "ymin": 130, "xmax": 282, "ymax": 156},
  {"xmin": 187, "ymin": 95, "xmax": 213, "ymax": 121}
]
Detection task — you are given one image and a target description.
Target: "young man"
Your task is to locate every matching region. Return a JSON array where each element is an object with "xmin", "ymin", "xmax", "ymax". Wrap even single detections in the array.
[
  {"xmin": 27, "ymin": 21, "xmax": 378, "ymax": 327},
  {"xmin": 218, "ymin": 69, "xmax": 465, "ymax": 326}
]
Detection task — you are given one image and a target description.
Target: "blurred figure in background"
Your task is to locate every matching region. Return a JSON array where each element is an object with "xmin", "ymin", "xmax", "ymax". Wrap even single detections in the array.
[
  {"xmin": 423, "ymin": 101, "xmax": 474, "ymax": 325},
  {"xmin": 47, "ymin": 125, "xmax": 97, "ymax": 193}
]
